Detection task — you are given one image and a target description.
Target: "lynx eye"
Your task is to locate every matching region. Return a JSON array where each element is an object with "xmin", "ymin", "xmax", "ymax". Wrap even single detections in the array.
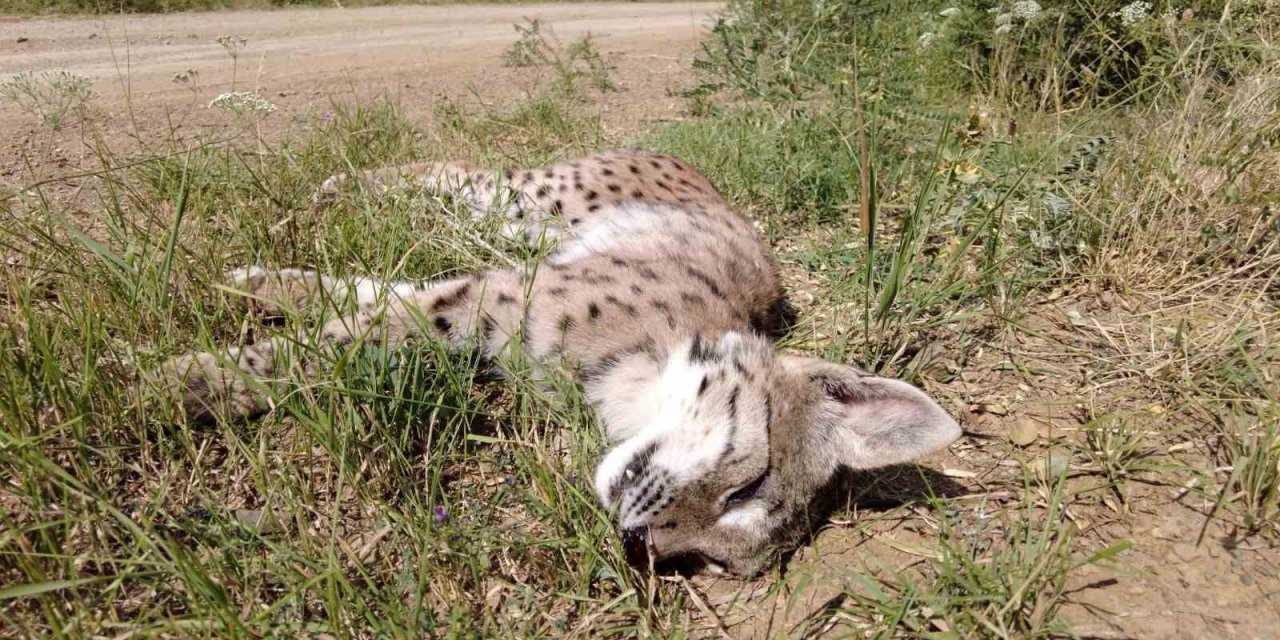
[{"xmin": 723, "ymin": 472, "xmax": 768, "ymax": 509}]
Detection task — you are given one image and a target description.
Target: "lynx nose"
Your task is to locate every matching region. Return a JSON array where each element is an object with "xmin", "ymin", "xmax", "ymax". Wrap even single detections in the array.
[{"xmin": 621, "ymin": 526, "xmax": 650, "ymax": 568}]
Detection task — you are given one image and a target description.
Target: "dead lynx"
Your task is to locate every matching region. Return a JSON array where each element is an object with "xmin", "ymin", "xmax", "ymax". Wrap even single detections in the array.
[{"xmin": 156, "ymin": 149, "xmax": 961, "ymax": 575}]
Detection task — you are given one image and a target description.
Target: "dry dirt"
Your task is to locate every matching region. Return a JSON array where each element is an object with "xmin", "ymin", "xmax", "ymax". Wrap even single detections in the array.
[
  {"xmin": 4, "ymin": 3, "xmax": 1279, "ymax": 639},
  {"xmin": 0, "ymin": 2, "xmax": 717, "ymax": 180}
]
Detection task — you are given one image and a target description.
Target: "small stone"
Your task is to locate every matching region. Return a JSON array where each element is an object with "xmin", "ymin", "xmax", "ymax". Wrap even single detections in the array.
[
  {"xmin": 234, "ymin": 508, "xmax": 283, "ymax": 534},
  {"xmin": 1040, "ymin": 447, "xmax": 1071, "ymax": 478},
  {"xmin": 982, "ymin": 403, "xmax": 1009, "ymax": 416},
  {"xmin": 17, "ymin": 36, "xmax": 29, "ymax": 43},
  {"xmin": 1009, "ymin": 419, "xmax": 1038, "ymax": 446},
  {"xmin": 1171, "ymin": 542, "xmax": 1198, "ymax": 563}
]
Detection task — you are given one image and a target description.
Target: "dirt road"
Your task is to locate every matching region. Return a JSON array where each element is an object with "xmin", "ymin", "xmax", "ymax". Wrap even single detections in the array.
[{"xmin": 0, "ymin": 2, "xmax": 720, "ymax": 146}]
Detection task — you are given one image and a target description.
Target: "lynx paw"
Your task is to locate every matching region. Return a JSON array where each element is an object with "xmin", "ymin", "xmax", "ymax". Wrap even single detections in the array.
[
  {"xmin": 150, "ymin": 351, "xmax": 266, "ymax": 422},
  {"xmin": 310, "ymin": 173, "xmax": 349, "ymax": 211},
  {"xmin": 225, "ymin": 266, "xmax": 323, "ymax": 317}
]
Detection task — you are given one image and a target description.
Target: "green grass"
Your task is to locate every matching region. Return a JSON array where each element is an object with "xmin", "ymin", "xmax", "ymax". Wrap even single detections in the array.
[{"xmin": 3, "ymin": 1, "xmax": 1279, "ymax": 637}]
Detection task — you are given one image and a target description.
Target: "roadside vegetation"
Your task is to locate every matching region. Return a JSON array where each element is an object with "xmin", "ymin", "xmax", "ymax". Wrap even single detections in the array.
[{"xmin": 2, "ymin": 0, "xmax": 1277, "ymax": 637}]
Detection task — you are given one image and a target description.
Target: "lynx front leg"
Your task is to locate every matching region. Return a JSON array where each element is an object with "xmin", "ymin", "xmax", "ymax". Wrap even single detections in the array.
[{"xmin": 155, "ymin": 270, "xmax": 527, "ymax": 421}]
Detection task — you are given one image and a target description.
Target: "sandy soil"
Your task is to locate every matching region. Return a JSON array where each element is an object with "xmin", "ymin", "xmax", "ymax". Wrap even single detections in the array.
[{"xmin": 0, "ymin": 2, "xmax": 718, "ymax": 172}]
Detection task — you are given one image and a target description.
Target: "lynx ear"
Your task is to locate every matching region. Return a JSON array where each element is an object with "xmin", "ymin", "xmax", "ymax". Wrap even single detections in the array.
[{"xmin": 797, "ymin": 360, "xmax": 961, "ymax": 470}]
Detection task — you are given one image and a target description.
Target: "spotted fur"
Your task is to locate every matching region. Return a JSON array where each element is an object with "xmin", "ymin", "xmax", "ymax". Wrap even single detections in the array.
[{"xmin": 154, "ymin": 150, "xmax": 961, "ymax": 575}]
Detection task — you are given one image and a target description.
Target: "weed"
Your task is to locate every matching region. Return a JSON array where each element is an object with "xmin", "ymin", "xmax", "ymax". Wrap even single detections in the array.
[
  {"xmin": 1216, "ymin": 407, "xmax": 1280, "ymax": 536},
  {"xmin": 1, "ymin": 70, "xmax": 96, "ymax": 131},
  {"xmin": 1076, "ymin": 414, "xmax": 1162, "ymax": 506},
  {"xmin": 504, "ymin": 18, "xmax": 545, "ymax": 68},
  {"xmin": 215, "ymin": 34, "xmax": 249, "ymax": 90},
  {"xmin": 432, "ymin": 88, "xmax": 603, "ymax": 161},
  {"xmin": 502, "ymin": 19, "xmax": 615, "ymax": 96}
]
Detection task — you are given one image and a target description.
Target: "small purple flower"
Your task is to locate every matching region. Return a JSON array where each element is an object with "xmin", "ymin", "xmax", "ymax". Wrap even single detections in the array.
[
  {"xmin": 321, "ymin": 113, "xmax": 332, "ymax": 125},
  {"xmin": 433, "ymin": 504, "xmax": 448, "ymax": 523}
]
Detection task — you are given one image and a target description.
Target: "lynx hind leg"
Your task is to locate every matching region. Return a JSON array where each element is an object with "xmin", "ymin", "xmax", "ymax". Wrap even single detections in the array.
[
  {"xmin": 310, "ymin": 161, "xmax": 496, "ymax": 212},
  {"xmin": 309, "ymin": 160, "xmax": 568, "ymax": 242},
  {"xmin": 154, "ymin": 271, "xmax": 527, "ymax": 421}
]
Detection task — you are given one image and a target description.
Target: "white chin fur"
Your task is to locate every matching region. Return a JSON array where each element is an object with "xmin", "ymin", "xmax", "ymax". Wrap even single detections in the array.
[
  {"xmin": 717, "ymin": 503, "xmax": 767, "ymax": 530},
  {"xmin": 593, "ymin": 435, "xmax": 648, "ymax": 507}
]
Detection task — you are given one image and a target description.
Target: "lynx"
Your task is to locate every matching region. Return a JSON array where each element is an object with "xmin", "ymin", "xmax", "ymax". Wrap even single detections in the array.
[{"xmin": 155, "ymin": 150, "xmax": 961, "ymax": 575}]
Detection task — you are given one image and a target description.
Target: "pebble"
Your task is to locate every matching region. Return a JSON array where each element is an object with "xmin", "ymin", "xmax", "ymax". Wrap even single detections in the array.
[
  {"xmin": 982, "ymin": 402, "xmax": 1009, "ymax": 416},
  {"xmin": 1009, "ymin": 419, "xmax": 1038, "ymax": 446},
  {"xmin": 234, "ymin": 508, "xmax": 283, "ymax": 534},
  {"xmin": 1170, "ymin": 542, "xmax": 1198, "ymax": 563},
  {"xmin": 1040, "ymin": 447, "xmax": 1071, "ymax": 478}
]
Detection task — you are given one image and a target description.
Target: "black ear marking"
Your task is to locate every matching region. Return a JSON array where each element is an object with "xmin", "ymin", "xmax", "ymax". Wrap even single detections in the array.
[
  {"xmin": 813, "ymin": 374, "xmax": 850, "ymax": 402},
  {"xmin": 814, "ymin": 368, "xmax": 869, "ymax": 404}
]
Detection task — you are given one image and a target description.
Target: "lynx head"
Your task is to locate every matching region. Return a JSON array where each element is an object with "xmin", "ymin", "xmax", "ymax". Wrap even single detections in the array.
[{"xmin": 593, "ymin": 331, "xmax": 960, "ymax": 575}]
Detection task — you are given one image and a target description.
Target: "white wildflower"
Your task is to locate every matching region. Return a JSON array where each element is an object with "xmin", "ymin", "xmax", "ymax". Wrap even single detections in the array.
[
  {"xmin": 1112, "ymin": 1, "xmax": 1152, "ymax": 27},
  {"xmin": 1011, "ymin": 1, "xmax": 1042, "ymax": 21},
  {"xmin": 208, "ymin": 91, "xmax": 276, "ymax": 115},
  {"xmin": 994, "ymin": 23, "xmax": 1014, "ymax": 35},
  {"xmin": 918, "ymin": 31, "xmax": 938, "ymax": 48},
  {"xmin": 940, "ymin": 7, "xmax": 962, "ymax": 17},
  {"xmin": 995, "ymin": 12, "xmax": 1013, "ymax": 26}
]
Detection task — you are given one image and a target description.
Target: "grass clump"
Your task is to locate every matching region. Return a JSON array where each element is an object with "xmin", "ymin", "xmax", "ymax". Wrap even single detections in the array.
[
  {"xmin": 0, "ymin": 95, "xmax": 646, "ymax": 636},
  {"xmin": 825, "ymin": 485, "xmax": 1128, "ymax": 638},
  {"xmin": 503, "ymin": 18, "xmax": 616, "ymax": 94}
]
